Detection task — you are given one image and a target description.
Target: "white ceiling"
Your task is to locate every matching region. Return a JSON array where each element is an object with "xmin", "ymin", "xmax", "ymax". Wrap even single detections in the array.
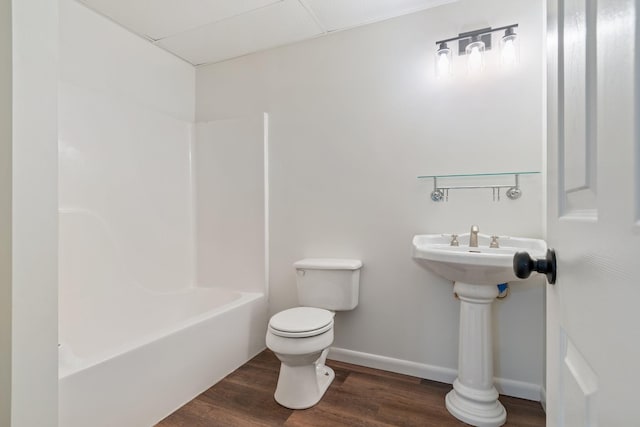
[{"xmin": 80, "ymin": 0, "xmax": 456, "ymax": 66}]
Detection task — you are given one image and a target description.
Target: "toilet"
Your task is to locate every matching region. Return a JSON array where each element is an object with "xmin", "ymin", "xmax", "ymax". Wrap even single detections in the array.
[{"xmin": 266, "ymin": 258, "xmax": 362, "ymax": 409}]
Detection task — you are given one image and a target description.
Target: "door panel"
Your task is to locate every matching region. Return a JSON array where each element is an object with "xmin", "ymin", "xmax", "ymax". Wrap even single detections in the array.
[
  {"xmin": 561, "ymin": 0, "xmax": 598, "ymax": 216},
  {"xmin": 560, "ymin": 331, "xmax": 598, "ymax": 427}
]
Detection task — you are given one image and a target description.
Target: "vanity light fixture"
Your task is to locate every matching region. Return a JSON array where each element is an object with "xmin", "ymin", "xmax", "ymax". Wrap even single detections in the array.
[{"xmin": 435, "ymin": 24, "xmax": 519, "ymax": 75}]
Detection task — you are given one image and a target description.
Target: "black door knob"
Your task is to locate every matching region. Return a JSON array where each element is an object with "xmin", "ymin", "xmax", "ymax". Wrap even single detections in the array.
[{"xmin": 513, "ymin": 249, "xmax": 557, "ymax": 285}]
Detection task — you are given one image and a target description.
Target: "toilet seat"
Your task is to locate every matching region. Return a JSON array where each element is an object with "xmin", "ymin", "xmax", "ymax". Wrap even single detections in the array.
[{"xmin": 269, "ymin": 307, "xmax": 334, "ymax": 338}]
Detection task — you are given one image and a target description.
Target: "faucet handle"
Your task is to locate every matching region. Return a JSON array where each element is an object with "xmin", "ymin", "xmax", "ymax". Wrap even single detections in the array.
[
  {"xmin": 450, "ymin": 234, "xmax": 459, "ymax": 246},
  {"xmin": 490, "ymin": 235, "xmax": 500, "ymax": 248}
]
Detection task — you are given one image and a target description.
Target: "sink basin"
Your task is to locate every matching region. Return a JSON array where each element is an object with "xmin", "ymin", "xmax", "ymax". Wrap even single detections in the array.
[{"xmin": 412, "ymin": 233, "xmax": 547, "ymax": 285}]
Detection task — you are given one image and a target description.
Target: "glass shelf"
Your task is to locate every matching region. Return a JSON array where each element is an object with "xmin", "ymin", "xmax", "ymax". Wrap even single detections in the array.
[
  {"xmin": 418, "ymin": 171, "xmax": 541, "ymax": 202},
  {"xmin": 417, "ymin": 171, "xmax": 540, "ymax": 179}
]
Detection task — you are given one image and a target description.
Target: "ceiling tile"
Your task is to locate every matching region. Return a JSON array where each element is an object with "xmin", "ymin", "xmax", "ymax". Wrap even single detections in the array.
[
  {"xmin": 157, "ymin": 0, "xmax": 322, "ymax": 65},
  {"xmin": 80, "ymin": 0, "xmax": 283, "ymax": 40},
  {"xmin": 305, "ymin": 0, "xmax": 456, "ymax": 32}
]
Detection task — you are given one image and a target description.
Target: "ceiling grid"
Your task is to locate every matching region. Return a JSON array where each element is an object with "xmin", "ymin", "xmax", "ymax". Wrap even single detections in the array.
[{"xmin": 79, "ymin": 0, "xmax": 456, "ymax": 66}]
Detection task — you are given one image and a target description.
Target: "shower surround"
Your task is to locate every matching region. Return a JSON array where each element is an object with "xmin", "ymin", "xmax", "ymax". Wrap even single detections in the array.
[{"xmin": 58, "ymin": 1, "xmax": 268, "ymax": 425}]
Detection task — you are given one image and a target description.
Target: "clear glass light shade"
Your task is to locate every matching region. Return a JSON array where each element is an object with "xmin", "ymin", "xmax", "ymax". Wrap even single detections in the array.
[
  {"xmin": 500, "ymin": 32, "xmax": 520, "ymax": 68},
  {"xmin": 435, "ymin": 45, "xmax": 452, "ymax": 78},
  {"xmin": 465, "ymin": 40, "xmax": 485, "ymax": 74}
]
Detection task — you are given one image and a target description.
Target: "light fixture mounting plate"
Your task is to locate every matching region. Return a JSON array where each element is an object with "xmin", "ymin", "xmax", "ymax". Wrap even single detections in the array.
[{"xmin": 458, "ymin": 31, "xmax": 492, "ymax": 55}]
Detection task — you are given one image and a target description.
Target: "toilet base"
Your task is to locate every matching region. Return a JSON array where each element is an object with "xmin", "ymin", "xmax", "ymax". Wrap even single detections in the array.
[{"xmin": 274, "ymin": 356, "xmax": 335, "ymax": 410}]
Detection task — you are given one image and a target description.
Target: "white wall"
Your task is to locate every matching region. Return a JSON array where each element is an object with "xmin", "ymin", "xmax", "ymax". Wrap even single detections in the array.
[
  {"xmin": 11, "ymin": 0, "xmax": 59, "ymax": 424},
  {"xmin": 197, "ymin": 0, "xmax": 545, "ymax": 396},
  {"xmin": 0, "ymin": 0, "xmax": 11, "ymax": 424},
  {"xmin": 59, "ymin": 0, "xmax": 196, "ymax": 301},
  {"xmin": 195, "ymin": 115, "xmax": 266, "ymax": 293}
]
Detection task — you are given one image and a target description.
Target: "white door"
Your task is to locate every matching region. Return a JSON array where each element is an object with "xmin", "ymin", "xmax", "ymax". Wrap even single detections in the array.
[{"xmin": 546, "ymin": 0, "xmax": 639, "ymax": 425}]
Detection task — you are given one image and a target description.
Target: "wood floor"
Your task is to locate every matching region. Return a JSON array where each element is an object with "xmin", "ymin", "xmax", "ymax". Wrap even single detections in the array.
[{"xmin": 157, "ymin": 350, "xmax": 545, "ymax": 427}]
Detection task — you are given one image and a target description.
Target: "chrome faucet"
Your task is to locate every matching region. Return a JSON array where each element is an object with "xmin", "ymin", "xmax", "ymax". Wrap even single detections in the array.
[{"xmin": 469, "ymin": 225, "xmax": 479, "ymax": 247}]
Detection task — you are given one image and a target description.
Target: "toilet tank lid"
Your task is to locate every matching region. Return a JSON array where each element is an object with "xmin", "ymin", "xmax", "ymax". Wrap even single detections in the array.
[{"xmin": 293, "ymin": 258, "xmax": 363, "ymax": 270}]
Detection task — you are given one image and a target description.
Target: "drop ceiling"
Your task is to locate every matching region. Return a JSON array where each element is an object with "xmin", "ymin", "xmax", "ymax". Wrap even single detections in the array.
[{"xmin": 79, "ymin": 0, "xmax": 456, "ymax": 66}]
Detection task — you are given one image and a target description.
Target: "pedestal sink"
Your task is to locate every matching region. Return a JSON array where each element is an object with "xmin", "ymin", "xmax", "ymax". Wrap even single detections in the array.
[{"xmin": 412, "ymin": 232, "xmax": 546, "ymax": 427}]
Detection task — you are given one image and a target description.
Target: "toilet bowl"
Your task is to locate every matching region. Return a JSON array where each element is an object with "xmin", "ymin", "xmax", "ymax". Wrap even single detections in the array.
[
  {"xmin": 266, "ymin": 307, "xmax": 335, "ymax": 409},
  {"xmin": 265, "ymin": 258, "xmax": 362, "ymax": 410}
]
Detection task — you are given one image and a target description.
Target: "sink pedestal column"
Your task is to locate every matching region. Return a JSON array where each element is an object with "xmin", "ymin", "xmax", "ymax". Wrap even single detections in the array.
[{"xmin": 446, "ymin": 281, "xmax": 506, "ymax": 427}]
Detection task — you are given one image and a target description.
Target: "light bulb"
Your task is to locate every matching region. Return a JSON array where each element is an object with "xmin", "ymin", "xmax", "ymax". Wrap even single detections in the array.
[
  {"xmin": 501, "ymin": 39, "xmax": 516, "ymax": 67},
  {"xmin": 437, "ymin": 52, "xmax": 450, "ymax": 75},
  {"xmin": 500, "ymin": 28, "xmax": 520, "ymax": 68},
  {"xmin": 434, "ymin": 42, "xmax": 452, "ymax": 78},
  {"xmin": 468, "ymin": 46, "xmax": 482, "ymax": 72},
  {"xmin": 465, "ymin": 37, "xmax": 485, "ymax": 74}
]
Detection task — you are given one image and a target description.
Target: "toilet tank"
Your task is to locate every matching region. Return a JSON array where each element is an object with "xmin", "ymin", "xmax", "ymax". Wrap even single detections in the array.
[{"xmin": 293, "ymin": 258, "xmax": 362, "ymax": 311}]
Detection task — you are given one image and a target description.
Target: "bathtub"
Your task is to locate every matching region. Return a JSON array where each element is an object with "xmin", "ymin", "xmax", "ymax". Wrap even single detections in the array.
[{"xmin": 59, "ymin": 286, "xmax": 267, "ymax": 427}]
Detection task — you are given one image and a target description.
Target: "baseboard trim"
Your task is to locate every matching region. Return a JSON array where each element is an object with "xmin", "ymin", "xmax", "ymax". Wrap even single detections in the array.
[
  {"xmin": 540, "ymin": 386, "xmax": 547, "ymax": 412},
  {"xmin": 328, "ymin": 347, "xmax": 542, "ymax": 402},
  {"xmin": 328, "ymin": 347, "xmax": 456, "ymax": 384}
]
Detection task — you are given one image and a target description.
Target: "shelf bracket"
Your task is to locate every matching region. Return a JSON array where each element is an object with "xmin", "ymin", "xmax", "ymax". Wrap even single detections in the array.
[{"xmin": 422, "ymin": 172, "xmax": 532, "ymax": 202}]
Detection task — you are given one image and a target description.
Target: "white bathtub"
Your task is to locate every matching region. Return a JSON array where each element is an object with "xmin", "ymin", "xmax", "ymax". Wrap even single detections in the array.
[{"xmin": 59, "ymin": 286, "xmax": 267, "ymax": 427}]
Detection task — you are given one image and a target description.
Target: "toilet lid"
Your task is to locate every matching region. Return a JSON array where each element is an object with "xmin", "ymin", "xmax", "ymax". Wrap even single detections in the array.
[{"xmin": 269, "ymin": 307, "xmax": 334, "ymax": 337}]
